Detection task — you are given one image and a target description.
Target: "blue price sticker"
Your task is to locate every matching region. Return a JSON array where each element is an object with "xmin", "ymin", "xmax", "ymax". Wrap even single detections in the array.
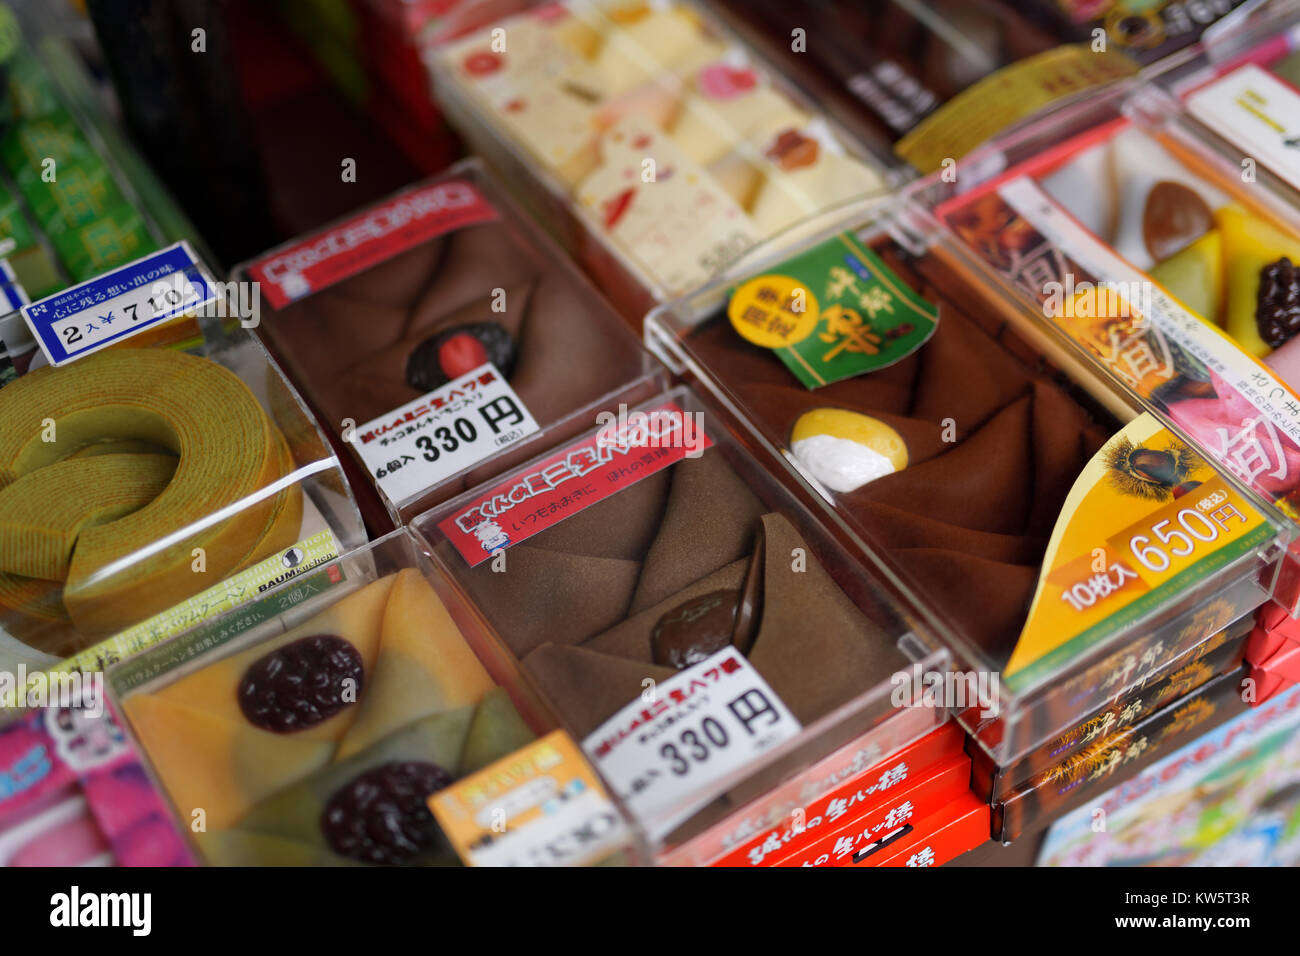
[
  {"xmin": 21, "ymin": 241, "xmax": 217, "ymax": 366},
  {"xmin": 0, "ymin": 260, "xmax": 28, "ymax": 316}
]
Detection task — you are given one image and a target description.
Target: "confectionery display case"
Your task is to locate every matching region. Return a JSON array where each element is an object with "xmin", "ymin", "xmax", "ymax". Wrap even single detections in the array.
[
  {"xmin": 904, "ymin": 74, "xmax": 1300, "ymax": 616},
  {"xmin": 6, "ymin": 0, "xmax": 1300, "ymax": 877},
  {"xmin": 233, "ymin": 160, "xmax": 666, "ymax": 531},
  {"xmin": 645, "ymin": 198, "xmax": 1289, "ymax": 767},
  {"xmin": 0, "ymin": 277, "xmax": 366, "ymax": 683},
  {"xmin": 424, "ymin": 0, "xmax": 899, "ymax": 324},
  {"xmin": 410, "ymin": 385, "xmax": 952, "ymax": 859},
  {"xmin": 107, "ymin": 528, "xmax": 639, "ymax": 867}
]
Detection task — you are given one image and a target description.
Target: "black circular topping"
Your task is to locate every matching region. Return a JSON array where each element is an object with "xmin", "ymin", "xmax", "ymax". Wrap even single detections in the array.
[
  {"xmin": 1256, "ymin": 257, "xmax": 1300, "ymax": 348},
  {"xmin": 321, "ymin": 761, "xmax": 453, "ymax": 865},
  {"xmin": 237, "ymin": 634, "xmax": 363, "ymax": 733},
  {"xmin": 405, "ymin": 322, "xmax": 516, "ymax": 392}
]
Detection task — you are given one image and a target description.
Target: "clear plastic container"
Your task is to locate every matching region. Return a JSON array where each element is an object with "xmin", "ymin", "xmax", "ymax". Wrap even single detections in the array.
[
  {"xmin": 0, "ymin": 300, "xmax": 366, "ymax": 678},
  {"xmin": 646, "ymin": 197, "xmax": 1288, "ymax": 766},
  {"xmin": 904, "ymin": 77, "xmax": 1300, "ymax": 614},
  {"xmin": 233, "ymin": 160, "xmax": 666, "ymax": 530},
  {"xmin": 107, "ymin": 528, "xmax": 634, "ymax": 867},
  {"xmin": 1155, "ymin": 3, "xmax": 1300, "ymax": 214},
  {"xmin": 424, "ymin": 0, "xmax": 898, "ymax": 322},
  {"xmin": 410, "ymin": 384, "xmax": 951, "ymax": 859}
]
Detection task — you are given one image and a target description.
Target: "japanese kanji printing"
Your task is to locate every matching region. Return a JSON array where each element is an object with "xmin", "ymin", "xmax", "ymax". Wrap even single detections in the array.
[{"xmin": 1, "ymin": 0, "xmax": 1299, "ymax": 890}]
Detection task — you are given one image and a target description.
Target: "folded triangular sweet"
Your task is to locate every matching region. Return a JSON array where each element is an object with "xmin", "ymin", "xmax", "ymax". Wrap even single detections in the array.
[
  {"xmin": 123, "ymin": 694, "xmax": 336, "ymax": 831},
  {"xmin": 522, "ymin": 644, "xmax": 678, "ymax": 738},
  {"xmin": 458, "ymin": 687, "xmax": 537, "ymax": 776},
  {"xmin": 335, "ymin": 569, "xmax": 493, "ymax": 759},
  {"xmin": 150, "ymin": 574, "xmax": 397, "ymax": 744},
  {"xmin": 237, "ymin": 708, "xmax": 473, "ymax": 865}
]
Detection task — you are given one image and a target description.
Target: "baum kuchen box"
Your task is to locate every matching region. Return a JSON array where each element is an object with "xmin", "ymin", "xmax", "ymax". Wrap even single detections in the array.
[
  {"xmin": 107, "ymin": 528, "xmax": 635, "ymax": 867},
  {"xmin": 0, "ymin": 245, "xmax": 366, "ymax": 683},
  {"xmin": 235, "ymin": 160, "xmax": 663, "ymax": 531},
  {"xmin": 425, "ymin": 0, "xmax": 892, "ymax": 324},
  {"xmin": 411, "ymin": 385, "xmax": 953, "ymax": 858},
  {"xmin": 645, "ymin": 199, "xmax": 1289, "ymax": 768}
]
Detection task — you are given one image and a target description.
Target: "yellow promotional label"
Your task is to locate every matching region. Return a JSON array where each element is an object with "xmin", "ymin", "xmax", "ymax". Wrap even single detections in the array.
[
  {"xmin": 1004, "ymin": 414, "xmax": 1269, "ymax": 689},
  {"xmin": 430, "ymin": 730, "xmax": 625, "ymax": 867},
  {"xmin": 895, "ymin": 45, "xmax": 1138, "ymax": 173},
  {"xmin": 728, "ymin": 273, "xmax": 820, "ymax": 349}
]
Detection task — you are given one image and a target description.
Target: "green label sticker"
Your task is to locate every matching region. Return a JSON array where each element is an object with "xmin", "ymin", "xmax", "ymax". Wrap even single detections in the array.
[{"xmin": 728, "ymin": 232, "xmax": 939, "ymax": 389}]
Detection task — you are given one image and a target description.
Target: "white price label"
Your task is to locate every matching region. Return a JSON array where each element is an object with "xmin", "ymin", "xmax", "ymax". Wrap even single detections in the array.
[
  {"xmin": 348, "ymin": 362, "xmax": 539, "ymax": 507},
  {"xmin": 468, "ymin": 787, "xmax": 627, "ymax": 867},
  {"xmin": 582, "ymin": 647, "xmax": 801, "ymax": 837},
  {"xmin": 1188, "ymin": 65, "xmax": 1300, "ymax": 192}
]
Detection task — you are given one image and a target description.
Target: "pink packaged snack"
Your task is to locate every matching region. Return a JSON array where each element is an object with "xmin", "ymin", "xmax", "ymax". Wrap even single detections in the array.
[{"xmin": 0, "ymin": 699, "xmax": 192, "ymax": 867}]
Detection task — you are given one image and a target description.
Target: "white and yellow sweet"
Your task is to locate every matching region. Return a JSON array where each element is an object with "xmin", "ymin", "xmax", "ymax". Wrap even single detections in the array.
[{"xmin": 790, "ymin": 409, "xmax": 908, "ymax": 494}]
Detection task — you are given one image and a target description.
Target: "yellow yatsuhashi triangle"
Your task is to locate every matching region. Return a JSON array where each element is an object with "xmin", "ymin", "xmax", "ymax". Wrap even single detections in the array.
[
  {"xmin": 123, "ymin": 694, "xmax": 337, "ymax": 831},
  {"xmin": 150, "ymin": 574, "xmax": 398, "ymax": 744},
  {"xmin": 336, "ymin": 569, "xmax": 495, "ymax": 760}
]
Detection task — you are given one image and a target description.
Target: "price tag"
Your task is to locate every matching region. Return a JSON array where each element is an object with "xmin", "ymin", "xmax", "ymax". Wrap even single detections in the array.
[
  {"xmin": 348, "ymin": 362, "xmax": 539, "ymax": 507},
  {"xmin": 21, "ymin": 241, "xmax": 216, "ymax": 366},
  {"xmin": 430, "ymin": 731, "xmax": 628, "ymax": 867},
  {"xmin": 582, "ymin": 647, "xmax": 801, "ymax": 836},
  {"xmin": 1187, "ymin": 65, "xmax": 1300, "ymax": 193}
]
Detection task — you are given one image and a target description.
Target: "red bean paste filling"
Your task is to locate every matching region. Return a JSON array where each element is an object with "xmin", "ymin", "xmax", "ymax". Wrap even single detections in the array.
[
  {"xmin": 321, "ymin": 761, "xmax": 453, "ymax": 865},
  {"xmin": 237, "ymin": 634, "xmax": 364, "ymax": 733}
]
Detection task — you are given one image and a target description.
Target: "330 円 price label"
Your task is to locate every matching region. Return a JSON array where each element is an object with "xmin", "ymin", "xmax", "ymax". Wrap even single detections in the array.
[
  {"xmin": 582, "ymin": 647, "xmax": 801, "ymax": 836},
  {"xmin": 348, "ymin": 362, "xmax": 539, "ymax": 506}
]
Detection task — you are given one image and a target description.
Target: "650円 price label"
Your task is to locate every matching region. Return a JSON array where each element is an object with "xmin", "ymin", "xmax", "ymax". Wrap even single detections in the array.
[
  {"xmin": 348, "ymin": 362, "xmax": 539, "ymax": 506},
  {"xmin": 582, "ymin": 648, "xmax": 801, "ymax": 836}
]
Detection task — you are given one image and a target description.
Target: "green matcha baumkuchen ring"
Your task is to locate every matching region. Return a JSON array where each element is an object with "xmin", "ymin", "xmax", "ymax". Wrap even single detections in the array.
[{"xmin": 0, "ymin": 348, "xmax": 303, "ymax": 637}]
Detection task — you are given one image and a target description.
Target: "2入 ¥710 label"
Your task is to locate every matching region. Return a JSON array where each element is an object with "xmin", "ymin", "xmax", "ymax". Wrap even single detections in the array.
[
  {"xmin": 348, "ymin": 362, "xmax": 539, "ymax": 507},
  {"xmin": 582, "ymin": 648, "xmax": 801, "ymax": 838},
  {"xmin": 21, "ymin": 242, "xmax": 216, "ymax": 366}
]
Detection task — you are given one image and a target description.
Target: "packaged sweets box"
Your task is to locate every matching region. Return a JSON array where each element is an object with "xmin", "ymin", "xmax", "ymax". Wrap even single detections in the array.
[
  {"xmin": 646, "ymin": 197, "xmax": 1288, "ymax": 768},
  {"xmin": 0, "ymin": 693, "xmax": 193, "ymax": 867},
  {"xmin": 234, "ymin": 160, "xmax": 665, "ymax": 533},
  {"xmin": 425, "ymin": 0, "xmax": 895, "ymax": 324},
  {"xmin": 1164, "ymin": 5, "xmax": 1300, "ymax": 229},
  {"xmin": 0, "ymin": 8, "xmax": 211, "ymax": 372},
  {"xmin": 0, "ymin": 248, "xmax": 366, "ymax": 684},
  {"xmin": 996, "ymin": 664, "xmax": 1254, "ymax": 842},
  {"xmin": 970, "ymin": 613, "xmax": 1252, "ymax": 803},
  {"xmin": 411, "ymin": 384, "xmax": 954, "ymax": 859},
  {"xmin": 1037, "ymin": 678, "xmax": 1300, "ymax": 866},
  {"xmin": 906, "ymin": 74, "xmax": 1300, "ymax": 615},
  {"xmin": 106, "ymin": 528, "xmax": 637, "ymax": 867}
]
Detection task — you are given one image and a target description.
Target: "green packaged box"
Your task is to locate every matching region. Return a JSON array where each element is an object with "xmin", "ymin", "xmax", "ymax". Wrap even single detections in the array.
[
  {"xmin": 15, "ymin": 154, "xmax": 126, "ymax": 233},
  {"xmin": 52, "ymin": 201, "xmax": 157, "ymax": 280}
]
